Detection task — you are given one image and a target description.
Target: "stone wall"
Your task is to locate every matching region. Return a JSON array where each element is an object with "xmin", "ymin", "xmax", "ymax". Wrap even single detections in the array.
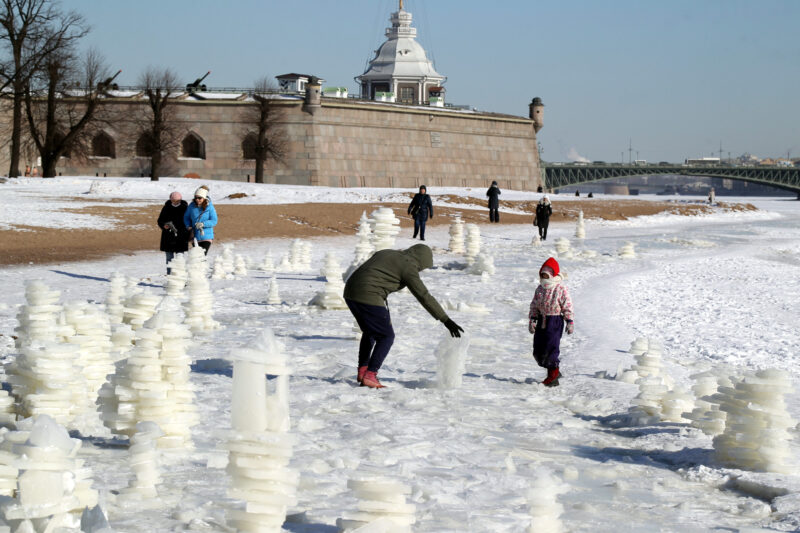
[{"xmin": 1, "ymin": 96, "xmax": 543, "ymax": 191}]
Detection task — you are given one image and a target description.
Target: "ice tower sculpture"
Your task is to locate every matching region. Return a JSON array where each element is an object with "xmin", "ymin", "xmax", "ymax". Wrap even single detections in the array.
[
  {"xmin": 465, "ymin": 253, "xmax": 496, "ymax": 276},
  {"xmin": 575, "ymin": 210, "xmax": 585, "ymax": 239},
  {"xmin": 712, "ymin": 369, "xmax": 796, "ymax": 473},
  {"xmin": 106, "ymin": 272, "xmax": 128, "ymax": 324},
  {"xmin": 260, "ymin": 251, "xmax": 276, "ymax": 273},
  {"xmin": 225, "ymin": 329, "xmax": 298, "ymax": 533},
  {"xmin": 118, "ymin": 421, "xmax": 165, "ymax": 500},
  {"xmin": 618, "ymin": 242, "xmax": 636, "ymax": 259},
  {"xmin": 369, "ymin": 207, "xmax": 401, "ymax": 251},
  {"xmin": 435, "ymin": 336, "xmax": 470, "ymax": 389},
  {"xmin": 234, "ymin": 254, "xmax": 248, "ymax": 276},
  {"xmin": 122, "ymin": 291, "xmax": 162, "ymax": 331},
  {"xmin": 165, "ymin": 254, "xmax": 188, "ymax": 297},
  {"xmin": 337, "ymin": 477, "xmax": 417, "ymax": 532},
  {"xmin": 0, "ymin": 415, "xmax": 99, "ymax": 531},
  {"xmin": 554, "ymin": 237, "xmax": 572, "ymax": 258},
  {"xmin": 448, "ymin": 215, "xmax": 465, "ymax": 253},
  {"xmin": 527, "ymin": 469, "xmax": 568, "ymax": 533},
  {"xmin": 267, "ymin": 275, "xmax": 282, "ymax": 305},
  {"xmin": 309, "ymin": 253, "xmax": 348, "ymax": 309},
  {"xmin": 184, "ymin": 253, "xmax": 219, "ymax": 333},
  {"xmin": 345, "ymin": 212, "xmax": 375, "ymax": 280},
  {"xmin": 464, "ymin": 224, "xmax": 481, "ymax": 263}
]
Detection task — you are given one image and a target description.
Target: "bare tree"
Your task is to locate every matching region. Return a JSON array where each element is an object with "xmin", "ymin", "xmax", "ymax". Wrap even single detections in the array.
[
  {"xmin": 24, "ymin": 47, "xmax": 113, "ymax": 177},
  {"xmin": 132, "ymin": 66, "xmax": 183, "ymax": 181},
  {"xmin": 0, "ymin": 0, "xmax": 88, "ymax": 177},
  {"xmin": 243, "ymin": 77, "xmax": 287, "ymax": 184}
]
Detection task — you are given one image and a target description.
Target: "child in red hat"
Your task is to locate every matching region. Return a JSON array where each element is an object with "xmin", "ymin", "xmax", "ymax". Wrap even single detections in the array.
[{"xmin": 528, "ymin": 257, "xmax": 574, "ymax": 386}]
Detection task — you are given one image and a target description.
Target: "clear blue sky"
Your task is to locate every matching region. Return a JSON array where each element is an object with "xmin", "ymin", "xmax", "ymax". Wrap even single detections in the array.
[{"xmin": 67, "ymin": 0, "xmax": 800, "ymax": 163}]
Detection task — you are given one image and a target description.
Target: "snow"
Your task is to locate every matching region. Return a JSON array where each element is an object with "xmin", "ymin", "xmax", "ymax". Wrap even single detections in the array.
[{"xmin": 1, "ymin": 177, "xmax": 800, "ymax": 531}]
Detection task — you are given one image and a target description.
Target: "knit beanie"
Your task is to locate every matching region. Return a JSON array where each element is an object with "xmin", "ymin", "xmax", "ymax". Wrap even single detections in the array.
[
  {"xmin": 540, "ymin": 257, "xmax": 560, "ymax": 277},
  {"xmin": 194, "ymin": 187, "xmax": 208, "ymax": 199}
]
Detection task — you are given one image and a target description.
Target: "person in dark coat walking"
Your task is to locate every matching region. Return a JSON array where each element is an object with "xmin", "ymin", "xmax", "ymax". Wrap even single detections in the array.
[
  {"xmin": 407, "ymin": 185, "xmax": 434, "ymax": 240},
  {"xmin": 534, "ymin": 196, "xmax": 552, "ymax": 240},
  {"xmin": 486, "ymin": 181, "xmax": 501, "ymax": 222},
  {"xmin": 157, "ymin": 192, "xmax": 190, "ymax": 274},
  {"xmin": 344, "ymin": 243, "xmax": 464, "ymax": 388}
]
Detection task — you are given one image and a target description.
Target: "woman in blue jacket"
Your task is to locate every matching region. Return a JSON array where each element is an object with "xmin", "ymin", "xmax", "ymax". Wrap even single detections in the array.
[{"xmin": 184, "ymin": 187, "xmax": 218, "ymax": 255}]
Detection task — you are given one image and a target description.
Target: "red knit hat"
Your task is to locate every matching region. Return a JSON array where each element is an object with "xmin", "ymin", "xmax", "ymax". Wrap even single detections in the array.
[{"xmin": 540, "ymin": 257, "xmax": 560, "ymax": 277}]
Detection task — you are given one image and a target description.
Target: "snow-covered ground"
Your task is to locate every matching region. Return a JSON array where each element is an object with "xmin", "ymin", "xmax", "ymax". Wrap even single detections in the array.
[{"xmin": 1, "ymin": 177, "xmax": 799, "ymax": 532}]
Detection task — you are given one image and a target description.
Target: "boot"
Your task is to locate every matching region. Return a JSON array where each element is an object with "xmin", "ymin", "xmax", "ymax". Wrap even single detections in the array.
[
  {"xmin": 542, "ymin": 367, "xmax": 560, "ymax": 387},
  {"xmin": 361, "ymin": 371, "xmax": 384, "ymax": 389},
  {"xmin": 357, "ymin": 366, "xmax": 368, "ymax": 383}
]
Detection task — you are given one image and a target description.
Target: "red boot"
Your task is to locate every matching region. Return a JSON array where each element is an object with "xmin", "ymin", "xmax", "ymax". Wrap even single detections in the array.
[
  {"xmin": 361, "ymin": 371, "xmax": 385, "ymax": 389},
  {"xmin": 357, "ymin": 366, "xmax": 368, "ymax": 383},
  {"xmin": 542, "ymin": 367, "xmax": 560, "ymax": 387}
]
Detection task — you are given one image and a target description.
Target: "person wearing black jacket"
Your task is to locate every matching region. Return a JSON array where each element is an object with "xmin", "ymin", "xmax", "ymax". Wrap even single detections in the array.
[
  {"xmin": 534, "ymin": 196, "xmax": 552, "ymax": 240},
  {"xmin": 486, "ymin": 181, "xmax": 501, "ymax": 222},
  {"xmin": 157, "ymin": 192, "xmax": 190, "ymax": 273},
  {"xmin": 407, "ymin": 185, "xmax": 434, "ymax": 240}
]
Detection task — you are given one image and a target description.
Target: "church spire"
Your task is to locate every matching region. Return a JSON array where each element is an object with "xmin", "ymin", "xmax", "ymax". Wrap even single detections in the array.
[{"xmin": 399, "ymin": 0, "xmax": 403, "ymax": 10}]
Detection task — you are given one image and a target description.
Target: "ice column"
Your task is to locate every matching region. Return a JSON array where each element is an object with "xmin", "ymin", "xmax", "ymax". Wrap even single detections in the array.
[
  {"xmin": 618, "ymin": 242, "xmax": 636, "ymax": 258},
  {"xmin": 0, "ymin": 392, "xmax": 14, "ymax": 426},
  {"xmin": 13, "ymin": 281, "xmax": 65, "ymax": 348},
  {"xmin": 682, "ymin": 371, "xmax": 731, "ymax": 436},
  {"xmin": 337, "ymin": 477, "xmax": 416, "ymax": 532},
  {"xmin": 165, "ymin": 254, "xmax": 188, "ymax": 297},
  {"xmin": 435, "ymin": 336, "xmax": 470, "ymax": 389},
  {"xmin": 448, "ymin": 216, "xmax": 465, "ymax": 253},
  {"xmin": 299, "ymin": 241, "xmax": 313, "ymax": 272},
  {"xmin": 346, "ymin": 212, "xmax": 375, "ymax": 280},
  {"xmin": 118, "ymin": 421, "xmax": 164, "ymax": 500},
  {"xmin": 122, "ymin": 291, "xmax": 162, "ymax": 331},
  {"xmin": 464, "ymin": 224, "xmax": 481, "ymax": 263},
  {"xmin": 527, "ymin": 469, "xmax": 568, "ymax": 533},
  {"xmin": 712, "ymin": 369, "xmax": 796, "ymax": 473},
  {"xmin": 554, "ymin": 237, "xmax": 572, "ymax": 258},
  {"xmin": 309, "ymin": 253, "xmax": 347, "ymax": 310},
  {"xmin": 659, "ymin": 386, "xmax": 694, "ymax": 423},
  {"xmin": 260, "ymin": 251, "xmax": 275, "ymax": 273},
  {"xmin": 0, "ymin": 415, "xmax": 99, "ymax": 530},
  {"xmin": 466, "ymin": 253, "xmax": 496, "ymax": 276},
  {"xmin": 277, "ymin": 252, "xmax": 292, "ymax": 272},
  {"xmin": 184, "ymin": 257, "xmax": 218, "ymax": 333},
  {"xmin": 369, "ymin": 208, "xmax": 401, "ymax": 251},
  {"xmin": 106, "ymin": 272, "xmax": 128, "ymax": 324},
  {"xmin": 267, "ymin": 275, "xmax": 282, "ymax": 305},
  {"xmin": 531, "ymin": 233, "xmax": 542, "ymax": 247},
  {"xmin": 234, "ymin": 254, "xmax": 248, "ymax": 276},
  {"xmin": 226, "ymin": 329, "xmax": 298, "ymax": 533},
  {"xmin": 287, "ymin": 240, "xmax": 304, "ymax": 272},
  {"xmin": 575, "ymin": 210, "xmax": 586, "ymax": 239}
]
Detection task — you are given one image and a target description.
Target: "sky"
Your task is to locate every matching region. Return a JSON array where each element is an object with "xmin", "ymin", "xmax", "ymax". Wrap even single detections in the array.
[{"xmin": 65, "ymin": 0, "xmax": 800, "ymax": 164}]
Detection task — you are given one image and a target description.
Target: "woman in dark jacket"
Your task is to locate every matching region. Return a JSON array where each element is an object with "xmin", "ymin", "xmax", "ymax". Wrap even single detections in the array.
[
  {"xmin": 486, "ymin": 181, "xmax": 501, "ymax": 222},
  {"xmin": 157, "ymin": 191, "xmax": 190, "ymax": 273},
  {"xmin": 407, "ymin": 185, "xmax": 434, "ymax": 240}
]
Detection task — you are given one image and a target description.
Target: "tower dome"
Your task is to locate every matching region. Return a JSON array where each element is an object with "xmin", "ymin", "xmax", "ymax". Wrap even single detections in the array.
[{"xmin": 357, "ymin": 1, "xmax": 446, "ymax": 105}]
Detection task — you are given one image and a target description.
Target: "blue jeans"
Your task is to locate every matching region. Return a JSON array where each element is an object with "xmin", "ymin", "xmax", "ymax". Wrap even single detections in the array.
[
  {"xmin": 413, "ymin": 217, "xmax": 427, "ymax": 239},
  {"xmin": 346, "ymin": 299, "xmax": 395, "ymax": 373},
  {"xmin": 165, "ymin": 251, "xmax": 176, "ymax": 274}
]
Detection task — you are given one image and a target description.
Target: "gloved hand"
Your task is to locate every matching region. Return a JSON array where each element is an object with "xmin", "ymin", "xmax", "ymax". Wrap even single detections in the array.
[
  {"xmin": 565, "ymin": 320, "xmax": 574, "ymax": 335},
  {"xmin": 444, "ymin": 318, "xmax": 464, "ymax": 338},
  {"xmin": 194, "ymin": 222, "xmax": 204, "ymax": 230},
  {"xmin": 528, "ymin": 317, "xmax": 537, "ymax": 334}
]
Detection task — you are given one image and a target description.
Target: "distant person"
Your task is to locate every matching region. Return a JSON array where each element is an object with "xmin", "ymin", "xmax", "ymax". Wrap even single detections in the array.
[
  {"xmin": 344, "ymin": 244, "xmax": 463, "ymax": 389},
  {"xmin": 486, "ymin": 180, "xmax": 501, "ymax": 222},
  {"xmin": 184, "ymin": 187, "xmax": 218, "ymax": 255},
  {"xmin": 407, "ymin": 185, "xmax": 433, "ymax": 240},
  {"xmin": 587, "ymin": 192, "xmax": 594, "ymax": 198},
  {"xmin": 534, "ymin": 196, "xmax": 552, "ymax": 240},
  {"xmin": 528, "ymin": 257, "xmax": 574, "ymax": 387},
  {"xmin": 157, "ymin": 191, "xmax": 190, "ymax": 273},
  {"xmin": 708, "ymin": 188, "xmax": 716, "ymax": 204},
  {"xmin": 575, "ymin": 190, "xmax": 580, "ymax": 197}
]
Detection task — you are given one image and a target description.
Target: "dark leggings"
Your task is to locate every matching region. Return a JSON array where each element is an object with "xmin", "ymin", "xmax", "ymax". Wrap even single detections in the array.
[
  {"xmin": 413, "ymin": 218, "xmax": 427, "ymax": 240},
  {"xmin": 346, "ymin": 299, "xmax": 395, "ymax": 373},
  {"xmin": 197, "ymin": 241, "xmax": 212, "ymax": 255},
  {"xmin": 538, "ymin": 221, "xmax": 549, "ymax": 240},
  {"xmin": 489, "ymin": 208, "xmax": 499, "ymax": 222}
]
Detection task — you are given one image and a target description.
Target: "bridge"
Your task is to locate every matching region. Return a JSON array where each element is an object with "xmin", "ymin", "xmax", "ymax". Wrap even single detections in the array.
[{"xmin": 543, "ymin": 164, "xmax": 800, "ymax": 195}]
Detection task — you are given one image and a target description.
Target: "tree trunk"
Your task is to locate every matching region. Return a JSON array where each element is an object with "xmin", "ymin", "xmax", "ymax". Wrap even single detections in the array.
[
  {"xmin": 255, "ymin": 157, "xmax": 264, "ymax": 183},
  {"xmin": 8, "ymin": 89, "xmax": 23, "ymax": 178},
  {"xmin": 42, "ymin": 154, "xmax": 57, "ymax": 178},
  {"xmin": 151, "ymin": 150, "xmax": 161, "ymax": 181}
]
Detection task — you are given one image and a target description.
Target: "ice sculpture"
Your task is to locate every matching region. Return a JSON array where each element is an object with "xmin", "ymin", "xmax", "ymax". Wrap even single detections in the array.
[
  {"xmin": 435, "ymin": 336, "xmax": 470, "ymax": 389},
  {"xmin": 110, "ymin": 323, "xmax": 135, "ymax": 360},
  {"xmin": 527, "ymin": 469, "xmax": 568, "ymax": 533},
  {"xmin": 226, "ymin": 329, "xmax": 298, "ymax": 533},
  {"xmin": 574, "ymin": 210, "xmax": 585, "ymax": 239},
  {"xmin": 277, "ymin": 252, "xmax": 292, "ymax": 272},
  {"xmin": 337, "ymin": 477, "xmax": 416, "ymax": 532},
  {"xmin": 299, "ymin": 241, "xmax": 313, "ymax": 272},
  {"xmin": 213, "ymin": 244, "xmax": 236, "ymax": 279},
  {"xmin": 712, "ymin": 369, "xmax": 796, "ymax": 473},
  {"xmin": 618, "ymin": 242, "xmax": 636, "ymax": 258},
  {"xmin": 464, "ymin": 224, "xmax": 481, "ymax": 263},
  {"xmin": 0, "ymin": 391, "xmax": 14, "ymax": 426},
  {"xmin": 260, "ymin": 251, "xmax": 275, "ymax": 273},
  {"xmin": 13, "ymin": 280, "xmax": 66, "ymax": 348},
  {"xmin": 346, "ymin": 212, "xmax": 375, "ymax": 280},
  {"xmin": 0, "ymin": 415, "xmax": 98, "ymax": 530},
  {"xmin": 119, "ymin": 421, "xmax": 164, "ymax": 499},
  {"xmin": 682, "ymin": 371, "xmax": 731, "ymax": 436},
  {"xmin": 554, "ymin": 237, "xmax": 572, "ymax": 257},
  {"xmin": 234, "ymin": 254, "xmax": 248, "ymax": 276},
  {"xmin": 186, "ymin": 244, "xmax": 209, "ymax": 273},
  {"xmin": 465, "ymin": 253, "xmax": 496, "ymax": 276},
  {"xmin": 267, "ymin": 275, "xmax": 282, "ymax": 305},
  {"xmin": 122, "ymin": 291, "xmax": 162, "ymax": 331},
  {"xmin": 309, "ymin": 253, "xmax": 347, "ymax": 309},
  {"xmin": 165, "ymin": 254, "xmax": 188, "ymax": 297},
  {"xmin": 369, "ymin": 207, "xmax": 401, "ymax": 251},
  {"xmin": 98, "ymin": 303, "xmax": 198, "ymax": 448},
  {"xmin": 628, "ymin": 337, "xmax": 648, "ymax": 355},
  {"xmin": 659, "ymin": 386, "xmax": 694, "ymax": 423},
  {"xmin": 448, "ymin": 215, "xmax": 465, "ymax": 253},
  {"xmin": 184, "ymin": 255, "xmax": 219, "ymax": 333},
  {"xmin": 531, "ymin": 233, "xmax": 542, "ymax": 247}
]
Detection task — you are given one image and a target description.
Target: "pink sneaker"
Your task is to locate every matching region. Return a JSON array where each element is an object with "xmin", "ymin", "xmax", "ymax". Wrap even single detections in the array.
[
  {"xmin": 361, "ymin": 371, "xmax": 385, "ymax": 389},
  {"xmin": 357, "ymin": 366, "xmax": 368, "ymax": 383}
]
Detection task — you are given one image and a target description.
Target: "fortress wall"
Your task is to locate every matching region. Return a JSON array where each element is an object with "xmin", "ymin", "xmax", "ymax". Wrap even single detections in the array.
[{"xmin": 4, "ymin": 97, "xmax": 543, "ymax": 191}]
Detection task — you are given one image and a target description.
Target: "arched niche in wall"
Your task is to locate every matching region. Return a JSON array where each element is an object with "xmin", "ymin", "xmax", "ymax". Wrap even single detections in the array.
[{"xmin": 181, "ymin": 132, "xmax": 205, "ymax": 159}]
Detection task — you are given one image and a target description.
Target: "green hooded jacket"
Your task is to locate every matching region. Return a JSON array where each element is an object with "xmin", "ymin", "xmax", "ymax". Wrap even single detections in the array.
[{"xmin": 343, "ymin": 244, "xmax": 449, "ymax": 322}]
